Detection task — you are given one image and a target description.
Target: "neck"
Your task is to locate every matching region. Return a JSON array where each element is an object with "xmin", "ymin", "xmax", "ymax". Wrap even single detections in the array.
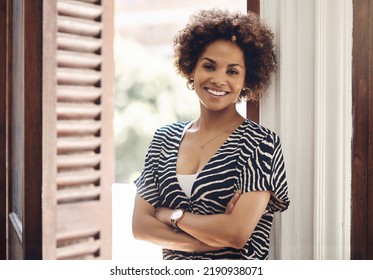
[{"xmin": 196, "ymin": 105, "xmax": 243, "ymax": 132}]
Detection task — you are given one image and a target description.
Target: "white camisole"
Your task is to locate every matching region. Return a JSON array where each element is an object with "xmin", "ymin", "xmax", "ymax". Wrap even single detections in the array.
[
  {"xmin": 176, "ymin": 173, "xmax": 198, "ymax": 198},
  {"xmin": 176, "ymin": 121, "xmax": 199, "ymax": 198}
]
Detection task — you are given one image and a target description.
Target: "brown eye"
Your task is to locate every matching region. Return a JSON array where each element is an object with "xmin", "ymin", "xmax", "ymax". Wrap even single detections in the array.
[
  {"xmin": 202, "ymin": 64, "xmax": 215, "ymax": 71},
  {"xmin": 228, "ymin": 69, "xmax": 239, "ymax": 75}
]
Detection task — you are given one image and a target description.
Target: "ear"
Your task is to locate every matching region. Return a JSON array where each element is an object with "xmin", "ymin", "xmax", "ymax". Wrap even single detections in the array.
[{"xmin": 189, "ymin": 70, "xmax": 194, "ymax": 80}]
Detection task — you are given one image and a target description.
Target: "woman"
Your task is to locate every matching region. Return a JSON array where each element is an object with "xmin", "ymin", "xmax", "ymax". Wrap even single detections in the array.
[{"xmin": 132, "ymin": 8, "xmax": 289, "ymax": 260}]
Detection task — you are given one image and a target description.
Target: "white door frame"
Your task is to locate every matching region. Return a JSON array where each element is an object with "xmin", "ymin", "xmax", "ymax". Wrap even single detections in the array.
[{"xmin": 260, "ymin": 0, "xmax": 352, "ymax": 260}]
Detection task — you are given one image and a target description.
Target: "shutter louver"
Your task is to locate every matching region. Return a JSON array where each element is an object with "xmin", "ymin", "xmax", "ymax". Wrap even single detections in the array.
[{"xmin": 55, "ymin": 0, "xmax": 112, "ymax": 260}]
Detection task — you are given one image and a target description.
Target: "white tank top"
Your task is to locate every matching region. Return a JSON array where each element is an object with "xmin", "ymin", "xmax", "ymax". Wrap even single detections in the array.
[
  {"xmin": 176, "ymin": 121, "xmax": 199, "ymax": 198},
  {"xmin": 176, "ymin": 173, "xmax": 198, "ymax": 198}
]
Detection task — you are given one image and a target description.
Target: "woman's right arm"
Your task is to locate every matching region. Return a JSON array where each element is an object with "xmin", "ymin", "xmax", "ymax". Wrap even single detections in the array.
[{"xmin": 132, "ymin": 194, "xmax": 220, "ymax": 252}]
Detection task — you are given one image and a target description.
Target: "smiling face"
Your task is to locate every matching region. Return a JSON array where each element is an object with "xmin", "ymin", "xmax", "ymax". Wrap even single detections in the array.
[{"xmin": 191, "ymin": 40, "xmax": 246, "ymax": 113}]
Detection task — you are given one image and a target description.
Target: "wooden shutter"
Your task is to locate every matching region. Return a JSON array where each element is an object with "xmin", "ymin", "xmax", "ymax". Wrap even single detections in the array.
[{"xmin": 52, "ymin": 0, "xmax": 113, "ymax": 260}]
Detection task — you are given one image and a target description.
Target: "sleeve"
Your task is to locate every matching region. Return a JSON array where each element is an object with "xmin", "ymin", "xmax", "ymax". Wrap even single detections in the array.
[
  {"xmin": 244, "ymin": 133, "xmax": 290, "ymax": 213},
  {"xmin": 133, "ymin": 131, "xmax": 162, "ymax": 209}
]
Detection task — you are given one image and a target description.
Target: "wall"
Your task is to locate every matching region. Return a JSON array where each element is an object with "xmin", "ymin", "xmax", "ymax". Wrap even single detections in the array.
[{"xmin": 260, "ymin": 0, "xmax": 352, "ymax": 259}]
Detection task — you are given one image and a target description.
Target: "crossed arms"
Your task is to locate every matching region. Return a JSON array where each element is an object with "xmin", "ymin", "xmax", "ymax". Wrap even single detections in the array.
[{"xmin": 132, "ymin": 190, "xmax": 270, "ymax": 253}]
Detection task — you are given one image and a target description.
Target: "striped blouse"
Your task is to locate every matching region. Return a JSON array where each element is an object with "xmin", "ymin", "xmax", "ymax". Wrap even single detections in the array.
[{"xmin": 135, "ymin": 119, "xmax": 290, "ymax": 260}]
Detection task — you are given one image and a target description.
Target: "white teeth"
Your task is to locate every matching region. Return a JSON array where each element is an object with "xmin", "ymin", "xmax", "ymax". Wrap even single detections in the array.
[{"xmin": 207, "ymin": 88, "xmax": 227, "ymax": 96}]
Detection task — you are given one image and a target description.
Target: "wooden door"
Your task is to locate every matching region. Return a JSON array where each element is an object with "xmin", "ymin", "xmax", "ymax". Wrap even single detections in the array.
[
  {"xmin": 6, "ymin": 0, "xmax": 43, "ymax": 259},
  {"xmin": 247, "ymin": 0, "xmax": 260, "ymax": 123},
  {"xmin": 351, "ymin": 0, "xmax": 373, "ymax": 260},
  {"xmin": 0, "ymin": 0, "xmax": 114, "ymax": 259},
  {"xmin": 0, "ymin": 0, "xmax": 54, "ymax": 259},
  {"xmin": 0, "ymin": 0, "xmax": 8, "ymax": 261}
]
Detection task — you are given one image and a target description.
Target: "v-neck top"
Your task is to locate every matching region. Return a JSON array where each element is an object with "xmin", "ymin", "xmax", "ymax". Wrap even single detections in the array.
[
  {"xmin": 135, "ymin": 119, "xmax": 290, "ymax": 260},
  {"xmin": 176, "ymin": 121, "xmax": 198, "ymax": 198}
]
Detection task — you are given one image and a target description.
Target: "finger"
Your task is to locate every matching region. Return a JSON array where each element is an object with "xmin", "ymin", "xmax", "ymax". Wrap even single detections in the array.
[
  {"xmin": 225, "ymin": 203, "xmax": 234, "ymax": 214},
  {"xmin": 225, "ymin": 191, "xmax": 242, "ymax": 214},
  {"xmin": 231, "ymin": 191, "xmax": 241, "ymax": 204}
]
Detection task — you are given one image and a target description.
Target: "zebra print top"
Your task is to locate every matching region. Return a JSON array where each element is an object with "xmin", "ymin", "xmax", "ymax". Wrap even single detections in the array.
[{"xmin": 135, "ymin": 119, "xmax": 290, "ymax": 260}]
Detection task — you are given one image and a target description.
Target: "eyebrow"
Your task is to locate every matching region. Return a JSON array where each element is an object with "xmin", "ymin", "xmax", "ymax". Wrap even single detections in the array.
[{"xmin": 201, "ymin": 57, "xmax": 244, "ymax": 69}]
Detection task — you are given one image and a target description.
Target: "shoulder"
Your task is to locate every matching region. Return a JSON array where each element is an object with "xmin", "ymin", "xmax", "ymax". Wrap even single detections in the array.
[
  {"xmin": 144, "ymin": 122, "xmax": 191, "ymax": 160},
  {"xmin": 153, "ymin": 121, "xmax": 191, "ymax": 142},
  {"xmin": 241, "ymin": 119, "xmax": 279, "ymax": 146},
  {"xmin": 156, "ymin": 121, "xmax": 189, "ymax": 134}
]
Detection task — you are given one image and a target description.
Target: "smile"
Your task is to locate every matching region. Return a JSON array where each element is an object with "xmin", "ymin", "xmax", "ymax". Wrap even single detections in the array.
[{"xmin": 206, "ymin": 88, "xmax": 228, "ymax": 96}]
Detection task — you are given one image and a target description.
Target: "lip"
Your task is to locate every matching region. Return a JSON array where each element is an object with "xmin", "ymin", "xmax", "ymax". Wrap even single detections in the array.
[{"xmin": 204, "ymin": 87, "xmax": 229, "ymax": 97}]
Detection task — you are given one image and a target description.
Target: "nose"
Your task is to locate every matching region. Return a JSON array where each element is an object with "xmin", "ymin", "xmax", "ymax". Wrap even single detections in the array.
[{"xmin": 210, "ymin": 71, "xmax": 227, "ymax": 87}]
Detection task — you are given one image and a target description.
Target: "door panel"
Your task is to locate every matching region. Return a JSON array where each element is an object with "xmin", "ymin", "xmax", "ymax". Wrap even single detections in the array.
[
  {"xmin": 0, "ymin": 0, "xmax": 8, "ymax": 261},
  {"xmin": 246, "ymin": 0, "xmax": 260, "ymax": 124},
  {"xmin": 8, "ymin": 0, "xmax": 26, "ymax": 260},
  {"xmin": 8, "ymin": 223, "xmax": 22, "ymax": 260},
  {"xmin": 7, "ymin": 0, "xmax": 43, "ymax": 259},
  {"xmin": 352, "ymin": 0, "xmax": 373, "ymax": 260},
  {"xmin": 1, "ymin": 0, "xmax": 114, "ymax": 260}
]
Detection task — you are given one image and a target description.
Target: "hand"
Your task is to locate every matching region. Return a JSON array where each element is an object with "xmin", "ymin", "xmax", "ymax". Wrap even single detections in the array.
[
  {"xmin": 225, "ymin": 190, "xmax": 242, "ymax": 214},
  {"xmin": 154, "ymin": 207, "xmax": 173, "ymax": 226}
]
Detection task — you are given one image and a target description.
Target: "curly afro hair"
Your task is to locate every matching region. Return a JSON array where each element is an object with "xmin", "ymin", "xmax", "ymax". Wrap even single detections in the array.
[{"xmin": 173, "ymin": 8, "xmax": 277, "ymax": 101}]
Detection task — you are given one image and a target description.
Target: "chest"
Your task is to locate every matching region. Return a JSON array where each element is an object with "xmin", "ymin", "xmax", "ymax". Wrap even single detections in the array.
[
  {"xmin": 157, "ymin": 131, "xmax": 242, "ymax": 214},
  {"xmin": 176, "ymin": 130, "xmax": 231, "ymax": 175}
]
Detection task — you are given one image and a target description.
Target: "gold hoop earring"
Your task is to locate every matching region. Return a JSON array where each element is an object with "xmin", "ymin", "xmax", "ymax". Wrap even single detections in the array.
[
  {"xmin": 241, "ymin": 87, "xmax": 253, "ymax": 100},
  {"xmin": 186, "ymin": 79, "xmax": 194, "ymax": 90}
]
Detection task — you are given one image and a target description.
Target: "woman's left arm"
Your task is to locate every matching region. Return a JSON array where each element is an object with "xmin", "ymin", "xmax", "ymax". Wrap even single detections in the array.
[{"xmin": 155, "ymin": 190, "xmax": 270, "ymax": 249}]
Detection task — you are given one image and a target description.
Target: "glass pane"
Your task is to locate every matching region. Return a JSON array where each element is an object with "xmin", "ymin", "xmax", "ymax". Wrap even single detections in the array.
[{"xmin": 11, "ymin": 0, "xmax": 25, "ymax": 222}]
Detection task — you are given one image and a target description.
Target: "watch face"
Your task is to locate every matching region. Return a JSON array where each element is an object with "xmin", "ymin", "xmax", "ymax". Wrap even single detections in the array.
[{"xmin": 171, "ymin": 209, "xmax": 183, "ymax": 220}]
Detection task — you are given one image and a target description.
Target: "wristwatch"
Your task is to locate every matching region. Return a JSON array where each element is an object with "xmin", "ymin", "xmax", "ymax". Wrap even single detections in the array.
[{"xmin": 170, "ymin": 209, "xmax": 185, "ymax": 230}]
